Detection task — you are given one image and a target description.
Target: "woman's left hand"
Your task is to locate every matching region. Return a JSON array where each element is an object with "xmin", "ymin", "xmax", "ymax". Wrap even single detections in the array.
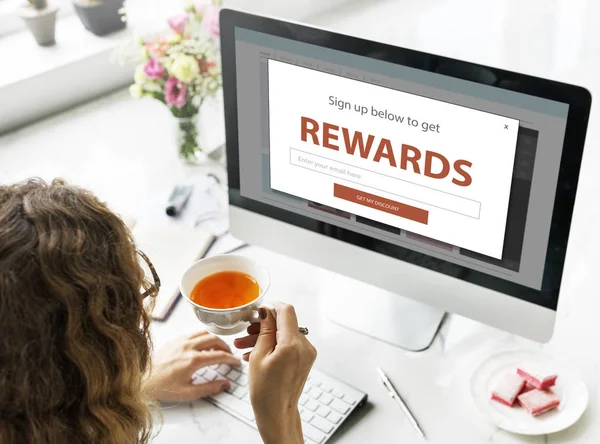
[{"xmin": 145, "ymin": 330, "xmax": 241, "ymax": 402}]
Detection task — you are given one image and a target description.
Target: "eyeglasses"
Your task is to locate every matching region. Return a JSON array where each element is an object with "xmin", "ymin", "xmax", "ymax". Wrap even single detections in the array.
[{"xmin": 137, "ymin": 249, "xmax": 161, "ymax": 298}]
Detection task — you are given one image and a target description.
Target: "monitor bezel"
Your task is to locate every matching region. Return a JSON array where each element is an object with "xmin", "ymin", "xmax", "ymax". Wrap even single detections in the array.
[{"xmin": 220, "ymin": 8, "xmax": 592, "ymax": 311}]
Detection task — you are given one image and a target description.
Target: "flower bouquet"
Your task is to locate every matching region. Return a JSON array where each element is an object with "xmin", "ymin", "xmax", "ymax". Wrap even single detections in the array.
[{"xmin": 128, "ymin": 0, "xmax": 222, "ymax": 164}]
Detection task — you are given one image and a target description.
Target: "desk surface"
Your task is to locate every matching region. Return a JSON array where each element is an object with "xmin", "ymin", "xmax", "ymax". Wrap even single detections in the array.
[{"xmin": 2, "ymin": 1, "xmax": 600, "ymax": 442}]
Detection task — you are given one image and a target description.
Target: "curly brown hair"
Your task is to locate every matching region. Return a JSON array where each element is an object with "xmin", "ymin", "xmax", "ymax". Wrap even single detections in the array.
[{"xmin": 0, "ymin": 179, "xmax": 155, "ymax": 444}]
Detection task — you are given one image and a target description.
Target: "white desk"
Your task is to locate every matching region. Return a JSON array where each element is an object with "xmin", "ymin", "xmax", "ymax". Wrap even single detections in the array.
[{"xmin": 1, "ymin": 1, "xmax": 600, "ymax": 442}]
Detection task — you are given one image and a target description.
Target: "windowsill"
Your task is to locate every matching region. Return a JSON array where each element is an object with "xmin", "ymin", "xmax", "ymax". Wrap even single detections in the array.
[
  {"xmin": 0, "ymin": 0, "xmax": 358, "ymax": 135},
  {"xmin": 0, "ymin": 15, "xmax": 130, "ymax": 89}
]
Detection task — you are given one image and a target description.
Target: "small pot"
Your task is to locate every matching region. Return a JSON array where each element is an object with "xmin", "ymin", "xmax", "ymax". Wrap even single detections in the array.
[
  {"xmin": 18, "ymin": 5, "xmax": 58, "ymax": 46},
  {"xmin": 73, "ymin": 0, "xmax": 126, "ymax": 36}
]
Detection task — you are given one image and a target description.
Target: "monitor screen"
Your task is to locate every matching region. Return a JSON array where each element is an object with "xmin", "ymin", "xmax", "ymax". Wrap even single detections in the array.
[{"xmin": 227, "ymin": 24, "xmax": 583, "ymax": 310}]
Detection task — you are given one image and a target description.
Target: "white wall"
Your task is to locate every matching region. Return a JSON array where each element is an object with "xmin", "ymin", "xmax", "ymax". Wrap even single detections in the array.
[
  {"xmin": 225, "ymin": 0, "xmax": 353, "ymax": 21},
  {"xmin": 124, "ymin": 0, "xmax": 353, "ymax": 33}
]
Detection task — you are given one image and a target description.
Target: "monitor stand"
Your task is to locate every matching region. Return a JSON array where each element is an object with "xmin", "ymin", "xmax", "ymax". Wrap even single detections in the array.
[{"xmin": 321, "ymin": 275, "xmax": 446, "ymax": 351}]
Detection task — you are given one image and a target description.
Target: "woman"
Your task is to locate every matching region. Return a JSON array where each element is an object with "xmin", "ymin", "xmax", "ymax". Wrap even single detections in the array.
[{"xmin": 0, "ymin": 179, "xmax": 316, "ymax": 444}]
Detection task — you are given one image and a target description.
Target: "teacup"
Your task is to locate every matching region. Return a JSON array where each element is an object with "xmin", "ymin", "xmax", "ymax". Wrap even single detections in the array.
[{"xmin": 180, "ymin": 254, "xmax": 270, "ymax": 335}]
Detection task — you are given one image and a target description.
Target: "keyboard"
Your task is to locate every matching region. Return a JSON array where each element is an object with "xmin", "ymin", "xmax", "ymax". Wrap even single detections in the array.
[{"xmin": 192, "ymin": 362, "xmax": 367, "ymax": 443}]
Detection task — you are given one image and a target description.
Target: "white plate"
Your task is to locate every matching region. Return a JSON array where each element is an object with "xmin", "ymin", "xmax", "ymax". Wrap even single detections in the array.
[{"xmin": 470, "ymin": 349, "xmax": 588, "ymax": 435}]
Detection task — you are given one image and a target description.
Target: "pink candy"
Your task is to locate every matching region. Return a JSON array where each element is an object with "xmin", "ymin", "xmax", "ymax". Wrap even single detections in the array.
[
  {"xmin": 490, "ymin": 366, "xmax": 560, "ymax": 416},
  {"xmin": 518, "ymin": 389, "xmax": 561, "ymax": 416},
  {"xmin": 490, "ymin": 373, "xmax": 527, "ymax": 406},
  {"xmin": 517, "ymin": 368, "xmax": 558, "ymax": 390}
]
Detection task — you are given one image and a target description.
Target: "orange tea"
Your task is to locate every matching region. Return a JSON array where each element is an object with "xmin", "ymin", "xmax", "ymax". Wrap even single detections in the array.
[{"xmin": 190, "ymin": 271, "xmax": 259, "ymax": 309}]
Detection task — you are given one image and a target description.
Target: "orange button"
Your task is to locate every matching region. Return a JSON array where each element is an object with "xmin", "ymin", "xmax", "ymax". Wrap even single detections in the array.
[{"xmin": 333, "ymin": 183, "xmax": 429, "ymax": 225}]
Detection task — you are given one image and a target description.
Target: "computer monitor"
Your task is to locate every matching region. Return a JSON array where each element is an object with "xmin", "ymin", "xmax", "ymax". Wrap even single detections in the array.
[{"xmin": 219, "ymin": 9, "xmax": 591, "ymax": 349}]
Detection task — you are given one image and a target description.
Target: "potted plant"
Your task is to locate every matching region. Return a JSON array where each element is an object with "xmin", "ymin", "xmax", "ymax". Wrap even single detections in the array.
[
  {"xmin": 73, "ymin": 0, "xmax": 126, "ymax": 36},
  {"xmin": 17, "ymin": 0, "xmax": 58, "ymax": 46}
]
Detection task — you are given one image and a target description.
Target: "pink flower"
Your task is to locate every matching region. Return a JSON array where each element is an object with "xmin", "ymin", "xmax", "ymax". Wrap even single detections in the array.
[
  {"xmin": 164, "ymin": 77, "xmax": 187, "ymax": 108},
  {"xmin": 145, "ymin": 37, "xmax": 170, "ymax": 58},
  {"xmin": 143, "ymin": 58, "xmax": 166, "ymax": 80},
  {"xmin": 168, "ymin": 14, "xmax": 188, "ymax": 34},
  {"xmin": 202, "ymin": 6, "xmax": 220, "ymax": 39},
  {"xmin": 199, "ymin": 59, "xmax": 216, "ymax": 75}
]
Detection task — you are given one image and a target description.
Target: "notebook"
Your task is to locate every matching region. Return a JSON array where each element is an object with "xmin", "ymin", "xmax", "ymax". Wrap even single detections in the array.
[{"xmin": 130, "ymin": 219, "xmax": 215, "ymax": 321}]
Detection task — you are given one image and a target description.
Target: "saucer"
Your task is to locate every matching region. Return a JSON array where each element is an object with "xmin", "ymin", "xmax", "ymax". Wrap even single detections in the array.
[{"xmin": 470, "ymin": 349, "xmax": 588, "ymax": 435}]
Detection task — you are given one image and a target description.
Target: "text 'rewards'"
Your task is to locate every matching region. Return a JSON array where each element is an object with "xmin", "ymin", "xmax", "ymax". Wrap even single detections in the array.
[{"xmin": 267, "ymin": 59, "xmax": 519, "ymax": 259}]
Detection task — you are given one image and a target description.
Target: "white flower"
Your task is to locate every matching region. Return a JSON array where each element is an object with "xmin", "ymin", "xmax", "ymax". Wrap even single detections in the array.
[
  {"xmin": 134, "ymin": 65, "xmax": 147, "ymax": 84},
  {"xmin": 166, "ymin": 33, "xmax": 182, "ymax": 44},
  {"xmin": 169, "ymin": 54, "xmax": 200, "ymax": 83},
  {"xmin": 129, "ymin": 84, "xmax": 144, "ymax": 98}
]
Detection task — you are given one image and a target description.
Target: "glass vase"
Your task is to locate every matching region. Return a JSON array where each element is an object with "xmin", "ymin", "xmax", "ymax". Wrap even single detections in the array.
[{"xmin": 174, "ymin": 115, "xmax": 207, "ymax": 165}]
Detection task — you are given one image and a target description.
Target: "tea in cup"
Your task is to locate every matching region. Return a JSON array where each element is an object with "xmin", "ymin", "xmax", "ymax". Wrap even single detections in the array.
[{"xmin": 180, "ymin": 255, "xmax": 270, "ymax": 335}]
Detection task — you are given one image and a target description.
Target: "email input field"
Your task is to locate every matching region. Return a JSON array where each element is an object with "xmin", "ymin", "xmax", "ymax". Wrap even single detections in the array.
[{"xmin": 290, "ymin": 148, "xmax": 481, "ymax": 218}]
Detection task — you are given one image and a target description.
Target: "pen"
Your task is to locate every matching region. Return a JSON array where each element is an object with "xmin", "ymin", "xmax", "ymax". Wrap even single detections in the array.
[
  {"xmin": 166, "ymin": 184, "xmax": 193, "ymax": 217},
  {"xmin": 377, "ymin": 367, "xmax": 426, "ymax": 440}
]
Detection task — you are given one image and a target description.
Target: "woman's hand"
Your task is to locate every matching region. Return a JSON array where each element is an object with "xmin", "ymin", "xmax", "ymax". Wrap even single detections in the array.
[
  {"xmin": 145, "ymin": 330, "xmax": 241, "ymax": 403},
  {"xmin": 234, "ymin": 303, "xmax": 317, "ymax": 444}
]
